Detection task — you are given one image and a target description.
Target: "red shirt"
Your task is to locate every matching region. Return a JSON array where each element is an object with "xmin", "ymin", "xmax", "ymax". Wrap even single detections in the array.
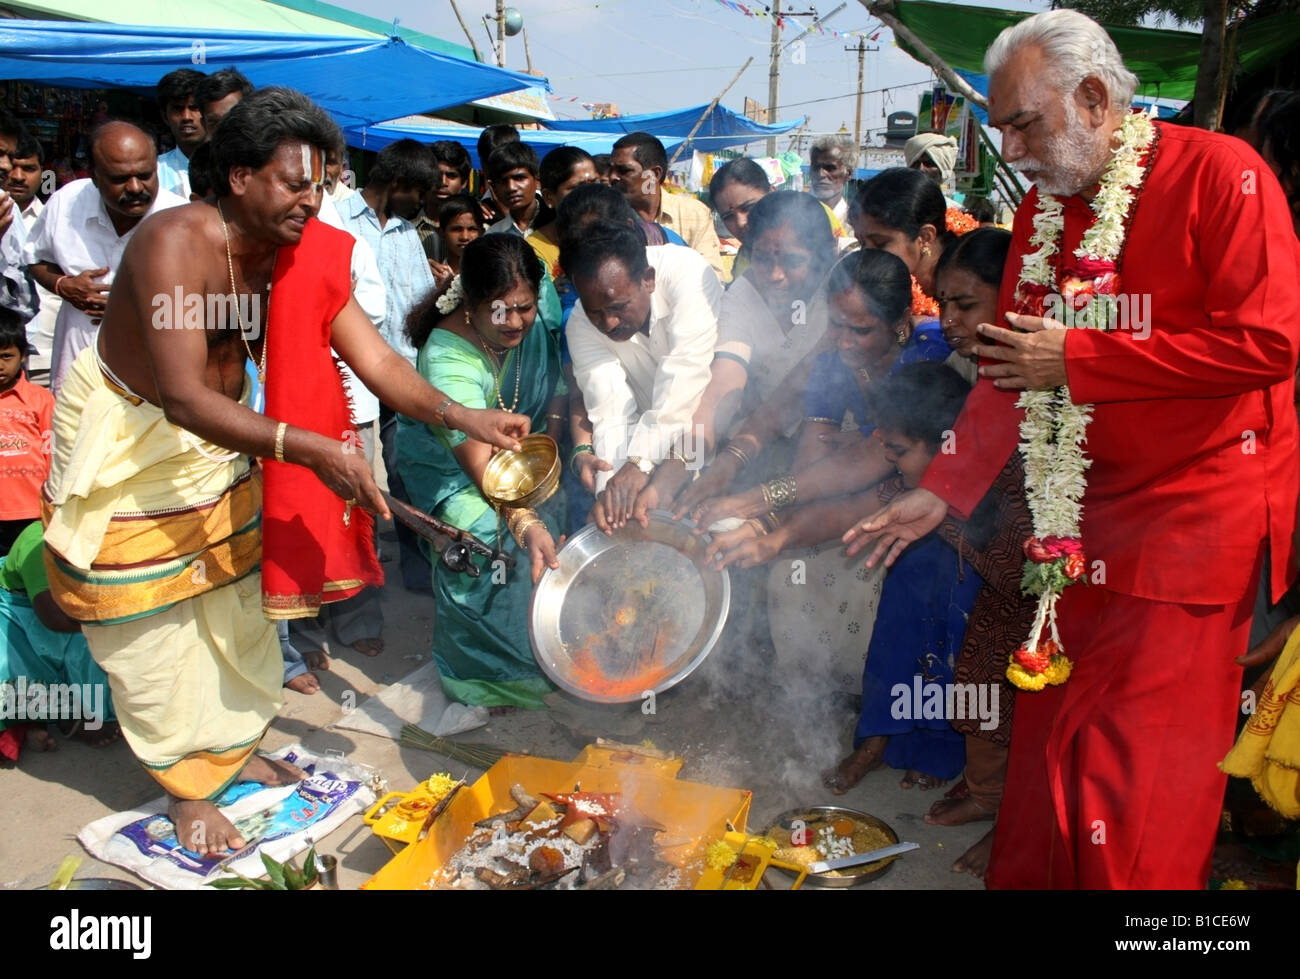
[
  {"xmin": 921, "ymin": 122, "xmax": 1300, "ymax": 605},
  {"xmin": 0, "ymin": 370, "xmax": 55, "ymax": 520}
]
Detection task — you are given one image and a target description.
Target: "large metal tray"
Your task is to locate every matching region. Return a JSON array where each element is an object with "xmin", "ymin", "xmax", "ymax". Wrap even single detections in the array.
[{"xmin": 529, "ymin": 511, "xmax": 730, "ymax": 703}]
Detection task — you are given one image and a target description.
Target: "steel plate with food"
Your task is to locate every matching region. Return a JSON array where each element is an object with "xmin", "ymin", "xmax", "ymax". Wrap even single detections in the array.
[
  {"xmin": 529, "ymin": 511, "xmax": 730, "ymax": 703},
  {"xmin": 766, "ymin": 806, "xmax": 901, "ymax": 887}
]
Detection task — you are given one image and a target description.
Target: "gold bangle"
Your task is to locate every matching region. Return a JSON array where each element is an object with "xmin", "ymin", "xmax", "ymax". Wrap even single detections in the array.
[
  {"xmin": 274, "ymin": 421, "xmax": 287, "ymax": 463},
  {"xmin": 721, "ymin": 442, "xmax": 750, "ymax": 468},
  {"xmin": 744, "ymin": 517, "xmax": 767, "ymax": 537},
  {"xmin": 762, "ymin": 474, "xmax": 797, "ymax": 510},
  {"xmin": 512, "ymin": 516, "xmax": 544, "ymax": 549},
  {"xmin": 506, "ymin": 507, "xmax": 540, "ymax": 537},
  {"xmin": 762, "ymin": 511, "xmax": 782, "ymax": 533}
]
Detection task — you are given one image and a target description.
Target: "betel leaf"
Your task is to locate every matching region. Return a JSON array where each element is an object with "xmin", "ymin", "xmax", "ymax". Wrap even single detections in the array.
[
  {"xmin": 281, "ymin": 859, "xmax": 305, "ymax": 891},
  {"xmin": 302, "ymin": 846, "xmax": 319, "ymax": 888},
  {"xmin": 260, "ymin": 850, "xmax": 287, "ymax": 890}
]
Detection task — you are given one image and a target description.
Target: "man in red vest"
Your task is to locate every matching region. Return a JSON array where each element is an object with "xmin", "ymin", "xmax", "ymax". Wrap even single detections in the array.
[
  {"xmin": 847, "ymin": 10, "xmax": 1300, "ymax": 888},
  {"xmin": 43, "ymin": 88, "xmax": 530, "ymax": 858}
]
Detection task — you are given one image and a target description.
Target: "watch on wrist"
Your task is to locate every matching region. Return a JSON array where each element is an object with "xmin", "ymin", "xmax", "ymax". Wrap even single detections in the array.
[{"xmin": 627, "ymin": 456, "xmax": 656, "ymax": 476}]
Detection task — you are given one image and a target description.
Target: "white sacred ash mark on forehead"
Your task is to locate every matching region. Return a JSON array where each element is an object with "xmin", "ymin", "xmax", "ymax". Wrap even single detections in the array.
[{"xmin": 299, "ymin": 142, "xmax": 313, "ymax": 182}]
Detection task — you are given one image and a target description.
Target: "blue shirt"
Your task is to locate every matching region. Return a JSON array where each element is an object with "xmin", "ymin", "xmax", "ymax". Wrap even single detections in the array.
[
  {"xmin": 156, "ymin": 146, "xmax": 191, "ymax": 198},
  {"xmin": 803, "ymin": 320, "xmax": 952, "ymax": 436},
  {"xmin": 337, "ymin": 192, "xmax": 435, "ymax": 365}
]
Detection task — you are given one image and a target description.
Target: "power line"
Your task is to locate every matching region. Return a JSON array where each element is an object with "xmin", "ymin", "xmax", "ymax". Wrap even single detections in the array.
[{"xmin": 777, "ymin": 78, "xmax": 934, "ymax": 110}]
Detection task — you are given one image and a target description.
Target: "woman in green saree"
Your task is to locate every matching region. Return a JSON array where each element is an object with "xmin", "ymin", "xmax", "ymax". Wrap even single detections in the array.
[{"xmin": 396, "ymin": 234, "xmax": 567, "ymax": 709}]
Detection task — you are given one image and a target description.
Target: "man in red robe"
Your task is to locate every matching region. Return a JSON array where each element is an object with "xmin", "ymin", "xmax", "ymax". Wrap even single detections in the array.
[{"xmin": 847, "ymin": 10, "xmax": 1300, "ymax": 888}]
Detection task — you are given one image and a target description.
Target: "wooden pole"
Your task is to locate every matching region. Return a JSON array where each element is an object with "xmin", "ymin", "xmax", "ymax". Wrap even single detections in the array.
[
  {"xmin": 853, "ymin": 38, "xmax": 865, "ymax": 154},
  {"xmin": 523, "ymin": 27, "xmax": 535, "ymax": 74},
  {"xmin": 864, "ymin": 1, "xmax": 988, "ymax": 110},
  {"xmin": 668, "ymin": 57, "xmax": 756, "ymax": 168},
  {"xmin": 496, "ymin": 0, "xmax": 507, "ymax": 68},
  {"xmin": 767, "ymin": 0, "xmax": 782, "ymax": 156},
  {"xmin": 447, "ymin": 0, "xmax": 482, "ymax": 62}
]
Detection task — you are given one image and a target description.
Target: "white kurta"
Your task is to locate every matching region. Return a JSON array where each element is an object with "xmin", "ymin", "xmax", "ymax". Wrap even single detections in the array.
[
  {"xmin": 23, "ymin": 178, "xmax": 186, "ymax": 393},
  {"xmin": 568, "ymin": 244, "xmax": 722, "ymax": 492}
]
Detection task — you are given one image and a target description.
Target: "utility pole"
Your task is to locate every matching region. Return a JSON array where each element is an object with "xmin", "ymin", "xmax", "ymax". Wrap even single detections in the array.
[
  {"xmin": 845, "ymin": 37, "xmax": 879, "ymax": 163},
  {"xmin": 496, "ymin": 0, "xmax": 506, "ymax": 68},
  {"xmin": 766, "ymin": 2, "xmax": 838, "ymax": 156},
  {"xmin": 766, "ymin": 0, "xmax": 782, "ymax": 157}
]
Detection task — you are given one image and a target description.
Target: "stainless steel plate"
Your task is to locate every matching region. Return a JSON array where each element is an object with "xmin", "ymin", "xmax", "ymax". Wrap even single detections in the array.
[
  {"xmin": 529, "ymin": 511, "xmax": 730, "ymax": 703},
  {"xmin": 766, "ymin": 806, "xmax": 901, "ymax": 888}
]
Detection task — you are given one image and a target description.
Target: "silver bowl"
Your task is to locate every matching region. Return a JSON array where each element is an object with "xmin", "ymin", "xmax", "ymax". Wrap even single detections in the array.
[{"xmin": 529, "ymin": 511, "xmax": 730, "ymax": 703}]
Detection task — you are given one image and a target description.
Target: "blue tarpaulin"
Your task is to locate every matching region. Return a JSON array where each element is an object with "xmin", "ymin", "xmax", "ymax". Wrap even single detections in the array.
[
  {"xmin": 539, "ymin": 103, "xmax": 803, "ymax": 154},
  {"xmin": 0, "ymin": 19, "xmax": 544, "ymax": 128},
  {"xmin": 346, "ymin": 107, "xmax": 802, "ymax": 168},
  {"xmin": 344, "ymin": 118, "xmax": 612, "ymax": 169}
]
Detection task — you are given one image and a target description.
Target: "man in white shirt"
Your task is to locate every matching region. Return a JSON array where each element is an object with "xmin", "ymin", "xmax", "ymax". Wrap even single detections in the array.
[
  {"xmin": 24, "ymin": 121, "xmax": 186, "ymax": 393},
  {"xmin": 337, "ymin": 137, "xmax": 437, "ymax": 590},
  {"xmin": 154, "ymin": 68, "xmax": 207, "ymax": 199},
  {"xmin": 0, "ymin": 108, "xmax": 37, "ymax": 329},
  {"xmin": 809, "ymin": 134, "xmax": 855, "ymax": 226},
  {"xmin": 7, "ymin": 134, "xmax": 57, "ymax": 387},
  {"xmin": 565, "ymin": 220, "xmax": 721, "ymax": 530}
]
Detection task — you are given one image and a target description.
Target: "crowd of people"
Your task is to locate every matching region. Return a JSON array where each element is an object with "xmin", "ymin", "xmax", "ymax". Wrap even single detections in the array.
[{"xmin": 2, "ymin": 7, "xmax": 1299, "ymax": 888}]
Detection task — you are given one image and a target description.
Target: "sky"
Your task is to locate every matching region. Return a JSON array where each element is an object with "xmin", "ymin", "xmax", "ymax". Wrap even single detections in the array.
[{"xmin": 336, "ymin": 0, "xmax": 1054, "ymax": 145}]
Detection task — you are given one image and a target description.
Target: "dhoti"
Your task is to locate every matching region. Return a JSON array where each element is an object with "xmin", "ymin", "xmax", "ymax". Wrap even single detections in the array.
[
  {"xmin": 986, "ymin": 555, "xmax": 1260, "ymax": 889},
  {"xmin": 42, "ymin": 347, "xmax": 281, "ymax": 800}
]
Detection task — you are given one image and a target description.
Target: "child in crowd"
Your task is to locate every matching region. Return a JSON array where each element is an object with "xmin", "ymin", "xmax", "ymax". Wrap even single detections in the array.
[
  {"xmin": 829, "ymin": 362, "xmax": 978, "ymax": 792},
  {"xmin": 0, "ymin": 313, "xmax": 54, "ymax": 555}
]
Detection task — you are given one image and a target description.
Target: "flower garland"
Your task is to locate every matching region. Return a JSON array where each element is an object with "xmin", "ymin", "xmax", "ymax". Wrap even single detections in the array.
[
  {"xmin": 1007, "ymin": 111, "xmax": 1157, "ymax": 692},
  {"xmin": 435, "ymin": 274, "xmax": 464, "ymax": 315}
]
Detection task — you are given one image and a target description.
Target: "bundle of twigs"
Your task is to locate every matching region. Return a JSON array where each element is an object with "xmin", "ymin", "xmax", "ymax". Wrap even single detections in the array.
[{"xmin": 400, "ymin": 724, "xmax": 505, "ymax": 770}]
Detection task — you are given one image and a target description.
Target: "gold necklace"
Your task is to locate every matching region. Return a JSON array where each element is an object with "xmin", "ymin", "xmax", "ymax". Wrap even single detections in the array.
[
  {"xmin": 468, "ymin": 308, "xmax": 522, "ymax": 412},
  {"xmin": 218, "ymin": 202, "xmax": 276, "ymax": 388}
]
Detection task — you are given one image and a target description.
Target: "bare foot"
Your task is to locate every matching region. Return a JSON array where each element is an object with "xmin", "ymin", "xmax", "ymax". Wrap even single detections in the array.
[
  {"xmin": 79, "ymin": 721, "xmax": 122, "ymax": 749},
  {"xmin": 237, "ymin": 753, "xmax": 306, "ymax": 786},
  {"xmin": 822, "ymin": 736, "xmax": 887, "ymax": 795},
  {"xmin": 925, "ymin": 795, "xmax": 996, "ymax": 826},
  {"xmin": 352, "ymin": 637, "xmax": 384, "ymax": 657},
  {"xmin": 169, "ymin": 797, "xmax": 246, "ymax": 857},
  {"xmin": 304, "ymin": 649, "xmax": 330, "ymax": 671},
  {"xmin": 951, "ymin": 827, "xmax": 995, "ymax": 878},
  {"xmin": 900, "ymin": 769, "xmax": 946, "ymax": 790},
  {"xmin": 285, "ymin": 672, "xmax": 320, "ymax": 695},
  {"xmin": 25, "ymin": 725, "xmax": 57, "ymax": 752}
]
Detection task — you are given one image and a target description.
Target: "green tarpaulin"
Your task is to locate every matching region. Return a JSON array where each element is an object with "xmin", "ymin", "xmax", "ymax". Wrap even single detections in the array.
[{"xmin": 878, "ymin": 0, "xmax": 1300, "ymax": 101}]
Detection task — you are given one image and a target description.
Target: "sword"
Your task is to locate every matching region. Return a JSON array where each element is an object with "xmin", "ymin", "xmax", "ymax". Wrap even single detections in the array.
[{"xmin": 380, "ymin": 490, "xmax": 516, "ymax": 575}]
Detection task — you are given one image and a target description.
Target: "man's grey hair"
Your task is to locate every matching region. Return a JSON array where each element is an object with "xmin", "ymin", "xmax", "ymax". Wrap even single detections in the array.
[
  {"xmin": 810, "ymin": 134, "xmax": 856, "ymax": 160},
  {"xmin": 985, "ymin": 9, "xmax": 1139, "ymax": 109}
]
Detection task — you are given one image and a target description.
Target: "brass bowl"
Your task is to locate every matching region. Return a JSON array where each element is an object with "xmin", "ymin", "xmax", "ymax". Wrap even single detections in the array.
[{"xmin": 482, "ymin": 434, "xmax": 560, "ymax": 510}]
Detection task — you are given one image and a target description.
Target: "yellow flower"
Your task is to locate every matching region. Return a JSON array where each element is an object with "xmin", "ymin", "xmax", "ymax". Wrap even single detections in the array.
[
  {"xmin": 1045, "ymin": 655, "xmax": 1073, "ymax": 686},
  {"xmin": 706, "ymin": 840, "xmax": 738, "ymax": 870},
  {"xmin": 1217, "ymin": 878, "xmax": 1249, "ymax": 890},
  {"xmin": 1007, "ymin": 661, "xmax": 1050, "ymax": 692}
]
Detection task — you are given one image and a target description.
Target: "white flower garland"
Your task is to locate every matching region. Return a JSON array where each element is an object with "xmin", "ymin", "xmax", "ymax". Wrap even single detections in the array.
[
  {"xmin": 1012, "ymin": 111, "xmax": 1155, "ymax": 673},
  {"xmin": 435, "ymin": 274, "xmax": 464, "ymax": 315}
]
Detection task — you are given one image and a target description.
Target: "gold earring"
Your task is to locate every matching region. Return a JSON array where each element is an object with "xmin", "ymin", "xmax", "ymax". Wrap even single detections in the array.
[
  {"xmin": 896, "ymin": 330, "xmax": 907, "ymax": 346},
  {"xmin": 921, "ymin": 245, "xmax": 931, "ymax": 258}
]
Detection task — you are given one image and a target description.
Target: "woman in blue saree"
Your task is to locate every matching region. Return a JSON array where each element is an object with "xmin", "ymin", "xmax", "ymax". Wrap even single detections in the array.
[{"xmin": 396, "ymin": 234, "xmax": 567, "ymax": 709}]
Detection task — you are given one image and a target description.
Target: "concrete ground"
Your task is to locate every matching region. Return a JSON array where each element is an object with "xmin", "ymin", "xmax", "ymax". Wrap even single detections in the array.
[{"xmin": 2, "ymin": 475, "xmax": 989, "ymax": 891}]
